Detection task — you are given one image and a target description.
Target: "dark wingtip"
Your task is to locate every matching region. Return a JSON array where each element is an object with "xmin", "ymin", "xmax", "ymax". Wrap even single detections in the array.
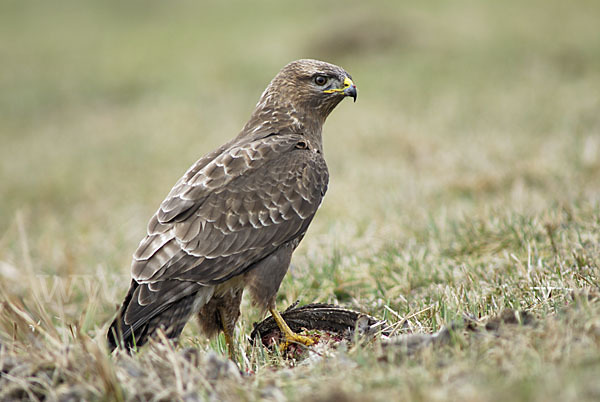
[
  {"xmin": 107, "ymin": 323, "xmax": 120, "ymax": 352},
  {"xmin": 107, "ymin": 279, "xmax": 139, "ymax": 352}
]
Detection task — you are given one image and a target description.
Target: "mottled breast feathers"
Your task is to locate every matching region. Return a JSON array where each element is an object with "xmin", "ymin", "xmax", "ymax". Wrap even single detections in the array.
[{"xmin": 131, "ymin": 132, "xmax": 329, "ymax": 287}]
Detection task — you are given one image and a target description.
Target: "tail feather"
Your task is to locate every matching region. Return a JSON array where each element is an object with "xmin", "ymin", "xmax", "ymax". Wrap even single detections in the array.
[{"xmin": 107, "ymin": 279, "xmax": 205, "ymax": 351}]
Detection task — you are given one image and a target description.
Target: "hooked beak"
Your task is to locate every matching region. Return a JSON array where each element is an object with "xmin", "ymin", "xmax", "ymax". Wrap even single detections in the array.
[
  {"xmin": 324, "ymin": 76, "xmax": 357, "ymax": 102},
  {"xmin": 342, "ymin": 77, "xmax": 357, "ymax": 102}
]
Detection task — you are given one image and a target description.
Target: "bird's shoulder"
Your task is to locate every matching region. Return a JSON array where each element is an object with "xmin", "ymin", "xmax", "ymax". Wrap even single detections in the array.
[
  {"xmin": 131, "ymin": 132, "xmax": 329, "ymax": 283},
  {"xmin": 153, "ymin": 133, "xmax": 325, "ymax": 225}
]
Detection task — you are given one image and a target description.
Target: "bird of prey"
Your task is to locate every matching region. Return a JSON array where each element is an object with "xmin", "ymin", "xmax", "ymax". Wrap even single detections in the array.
[{"xmin": 107, "ymin": 59, "xmax": 357, "ymax": 354}]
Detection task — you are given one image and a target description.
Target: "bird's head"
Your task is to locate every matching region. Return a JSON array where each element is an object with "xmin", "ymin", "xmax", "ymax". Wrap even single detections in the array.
[{"xmin": 256, "ymin": 59, "xmax": 357, "ymax": 126}]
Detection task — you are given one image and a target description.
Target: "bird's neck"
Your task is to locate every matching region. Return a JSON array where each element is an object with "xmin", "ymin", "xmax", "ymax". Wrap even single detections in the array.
[{"xmin": 241, "ymin": 98, "xmax": 324, "ymax": 148}]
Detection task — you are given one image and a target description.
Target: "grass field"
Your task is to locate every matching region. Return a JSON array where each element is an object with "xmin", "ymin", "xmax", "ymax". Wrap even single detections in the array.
[{"xmin": 1, "ymin": 0, "xmax": 600, "ymax": 400}]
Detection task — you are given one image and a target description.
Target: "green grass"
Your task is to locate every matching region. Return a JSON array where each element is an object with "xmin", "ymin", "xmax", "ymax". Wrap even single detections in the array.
[{"xmin": 1, "ymin": 0, "xmax": 600, "ymax": 400}]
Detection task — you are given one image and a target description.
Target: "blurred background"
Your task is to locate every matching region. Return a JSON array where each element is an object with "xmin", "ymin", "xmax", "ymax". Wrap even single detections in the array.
[{"xmin": 1, "ymin": 0, "xmax": 599, "ymax": 325}]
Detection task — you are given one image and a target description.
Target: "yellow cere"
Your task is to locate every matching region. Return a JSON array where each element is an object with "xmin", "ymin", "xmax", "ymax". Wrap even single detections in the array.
[{"xmin": 323, "ymin": 77, "xmax": 355, "ymax": 93}]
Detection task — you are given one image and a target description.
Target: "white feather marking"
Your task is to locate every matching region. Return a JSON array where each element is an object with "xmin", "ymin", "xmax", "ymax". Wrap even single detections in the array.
[
  {"xmin": 190, "ymin": 286, "xmax": 216, "ymax": 313},
  {"xmin": 258, "ymin": 210, "xmax": 271, "ymax": 226},
  {"xmin": 247, "ymin": 211, "xmax": 262, "ymax": 229},
  {"xmin": 135, "ymin": 232, "xmax": 174, "ymax": 260},
  {"xmin": 225, "ymin": 212, "xmax": 237, "ymax": 232}
]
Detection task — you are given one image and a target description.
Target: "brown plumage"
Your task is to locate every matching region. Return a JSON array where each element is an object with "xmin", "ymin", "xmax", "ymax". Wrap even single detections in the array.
[{"xmin": 107, "ymin": 59, "xmax": 357, "ymax": 352}]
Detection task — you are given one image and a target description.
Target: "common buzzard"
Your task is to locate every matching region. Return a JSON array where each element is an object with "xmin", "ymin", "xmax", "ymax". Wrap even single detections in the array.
[{"xmin": 107, "ymin": 59, "xmax": 357, "ymax": 354}]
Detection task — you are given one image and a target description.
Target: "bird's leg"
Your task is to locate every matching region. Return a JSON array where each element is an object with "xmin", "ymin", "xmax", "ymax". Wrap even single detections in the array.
[
  {"xmin": 269, "ymin": 307, "xmax": 315, "ymax": 349},
  {"xmin": 218, "ymin": 309, "xmax": 236, "ymax": 360},
  {"xmin": 223, "ymin": 329, "xmax": 235, "ymax": 360}
]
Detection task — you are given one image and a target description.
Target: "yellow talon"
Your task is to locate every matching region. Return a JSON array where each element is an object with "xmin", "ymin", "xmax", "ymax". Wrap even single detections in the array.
[
  {"xmin": 280, "ymin": 332, "xmax": 315, "ymax": 350},
  {"xmin": 269, "ymin": 307, "xmax": 315, "ymax": 349}
]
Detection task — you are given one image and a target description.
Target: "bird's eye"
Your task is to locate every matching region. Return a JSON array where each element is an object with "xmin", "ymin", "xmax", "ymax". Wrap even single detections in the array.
[{"xmin": 314, "ymin": 75, "xmax": 328, "ymax": 86}]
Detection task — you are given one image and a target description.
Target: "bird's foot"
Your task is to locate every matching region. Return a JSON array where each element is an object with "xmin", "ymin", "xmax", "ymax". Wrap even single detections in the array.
[
  {"xmin": 269, "ymin": 307, "xmax": 316, "ymax": 351},
  {"xmin": 281, "ymin": 331, "xmax": 315, "ymax": 350}
]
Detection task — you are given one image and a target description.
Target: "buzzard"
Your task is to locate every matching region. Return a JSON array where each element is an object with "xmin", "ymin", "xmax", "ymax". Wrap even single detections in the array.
[{"xmin": 107, "ymin": 59, "xmax": 357, "ymax": 354}]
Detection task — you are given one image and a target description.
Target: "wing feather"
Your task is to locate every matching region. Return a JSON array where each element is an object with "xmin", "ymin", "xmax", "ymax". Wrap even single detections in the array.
[{"xmin": 131, "ymin": 133, "xmax": 328, "ymax": 285}]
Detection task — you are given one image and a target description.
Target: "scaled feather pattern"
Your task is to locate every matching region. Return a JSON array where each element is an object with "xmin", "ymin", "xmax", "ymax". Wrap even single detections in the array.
[{"xmin": 108, "ymin": 59, "xmax": 357, "ymax": 351}]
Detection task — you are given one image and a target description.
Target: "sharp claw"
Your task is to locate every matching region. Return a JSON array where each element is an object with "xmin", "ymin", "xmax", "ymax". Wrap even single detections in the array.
[
  {"xmin": 269, "ymin": 307, "xmax": 316, "ymax": 351},
  {"xmin": 280, "ymin": 333, "xmax": 315, "ymax": 350}
]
